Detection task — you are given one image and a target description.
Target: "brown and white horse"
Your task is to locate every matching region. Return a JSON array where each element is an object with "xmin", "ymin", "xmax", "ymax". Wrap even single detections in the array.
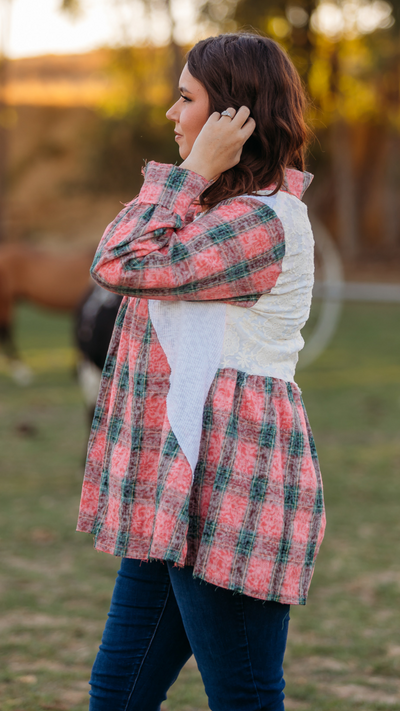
[{"xmin": 0, "ymin": 243, "xmax": 94, "ymax": 381}]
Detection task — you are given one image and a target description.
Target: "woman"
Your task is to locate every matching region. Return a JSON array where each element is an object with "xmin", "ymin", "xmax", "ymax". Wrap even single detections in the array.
[{"xmin": 77, "ymin": 33, "xmax": 326, "ymax": 711}]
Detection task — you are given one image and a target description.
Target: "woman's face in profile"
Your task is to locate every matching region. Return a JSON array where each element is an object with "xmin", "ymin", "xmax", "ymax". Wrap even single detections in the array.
[{"xmin": 166, "ymin": 64, "xmax": 210, "ymax": 160}]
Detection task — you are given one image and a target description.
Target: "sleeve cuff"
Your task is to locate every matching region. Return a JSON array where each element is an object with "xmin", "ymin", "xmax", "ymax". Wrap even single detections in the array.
[{"xmin": 138, "ymin": 161, "xmax": 210, "ymax": 219}]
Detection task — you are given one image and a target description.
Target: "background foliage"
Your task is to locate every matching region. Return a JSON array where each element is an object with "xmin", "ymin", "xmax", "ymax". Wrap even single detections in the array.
[{"xmin": 1, "ymin": 0, "xmax": 400, "ymax": 259}]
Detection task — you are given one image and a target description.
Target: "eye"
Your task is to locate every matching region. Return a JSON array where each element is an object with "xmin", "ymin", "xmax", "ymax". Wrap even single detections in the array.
[{"xmin": 180, "ymin": 94, "xmax": 192, "ymax": 102}]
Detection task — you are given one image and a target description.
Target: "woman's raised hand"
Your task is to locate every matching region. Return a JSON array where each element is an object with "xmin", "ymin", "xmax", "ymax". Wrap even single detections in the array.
[{"xmin": 180, "ymin": 106, "xmax": 256, "ymax": 182}]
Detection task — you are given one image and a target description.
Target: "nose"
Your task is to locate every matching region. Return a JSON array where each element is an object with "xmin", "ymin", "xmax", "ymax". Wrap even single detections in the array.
[{"xmin": 166, "ymin": 99, "xmax": 180, "ymax": 122}]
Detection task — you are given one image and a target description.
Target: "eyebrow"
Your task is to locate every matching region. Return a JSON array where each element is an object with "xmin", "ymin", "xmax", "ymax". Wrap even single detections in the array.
[{"xmin": 179, "ymin": 86, "xmax": 193, "ymax": 94}]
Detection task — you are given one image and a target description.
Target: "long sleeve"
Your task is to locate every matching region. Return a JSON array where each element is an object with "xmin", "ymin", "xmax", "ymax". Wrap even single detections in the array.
[{"xmin": 91, "ymin": 162, "xmax": 285, "ymax": 307}]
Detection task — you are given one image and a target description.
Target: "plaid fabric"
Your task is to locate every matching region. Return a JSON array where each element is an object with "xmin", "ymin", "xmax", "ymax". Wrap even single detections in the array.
[
  {"xmin": 77, "ymin": 162, "xmax": 326, "ymax": 605},
  {"xmin": 90, "ymin": 162, "xmax": 285, "ymax": 305}
]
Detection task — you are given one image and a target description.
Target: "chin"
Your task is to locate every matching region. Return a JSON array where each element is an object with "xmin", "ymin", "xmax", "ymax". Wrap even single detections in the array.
[{"xmin": 179, "ymin": 145, "xmax": 189, "ymax": 160}]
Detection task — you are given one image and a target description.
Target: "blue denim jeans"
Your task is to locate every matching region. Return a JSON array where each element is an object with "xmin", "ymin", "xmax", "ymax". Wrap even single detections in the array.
[{"xmin": 89, "ymin": 558, "xmax": 290, "ymax": 711}]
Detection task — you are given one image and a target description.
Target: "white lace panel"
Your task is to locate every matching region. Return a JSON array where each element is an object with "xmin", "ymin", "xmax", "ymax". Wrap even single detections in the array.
[
  {"xmin": 148, "ymin": 299, "xmax": 226, "ymax": 475},
  {"xmin": 220, "ymin": 192, "xmax": 314, "ymax": 382}
]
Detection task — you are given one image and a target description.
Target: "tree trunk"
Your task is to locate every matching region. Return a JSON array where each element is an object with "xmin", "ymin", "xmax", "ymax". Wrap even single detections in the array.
[
  {"xmin": 0, "ymin": 54, "xmax": 8, "ymax": 243},
  {"xmin": 383, "ymin": 129, "xmax": 400, "ymax": 250},
  {"xmin": 328, "ymin": 48, "xmax": 358, "ymax": 259},
  {"xmin": 330, "ymin": 119, "xmax": 358, "ymax": 259},
  {"xmin": 0, "ymin": 0, "xmax": 12, "ymax": 243}
]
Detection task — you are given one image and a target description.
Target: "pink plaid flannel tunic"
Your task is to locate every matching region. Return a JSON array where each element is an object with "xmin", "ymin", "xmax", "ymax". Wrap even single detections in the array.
[{"xmin": 77, "ymin": 162, "xmax": 326, "ymax": 605}]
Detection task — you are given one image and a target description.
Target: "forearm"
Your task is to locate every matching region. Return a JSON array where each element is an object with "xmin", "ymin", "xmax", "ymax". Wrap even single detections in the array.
[{"xmin": 91, "ymin": 162, "xmax": 209, "ymax": 291}]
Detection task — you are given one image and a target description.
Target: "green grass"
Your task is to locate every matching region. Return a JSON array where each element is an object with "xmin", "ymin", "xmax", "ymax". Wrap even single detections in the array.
[{"xmin": 1, "ymin": 302, "xmax": 400, "ymax": 710}]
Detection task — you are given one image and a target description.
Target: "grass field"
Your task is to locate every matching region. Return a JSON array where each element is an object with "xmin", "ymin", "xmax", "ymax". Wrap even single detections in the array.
[{"xmin": 1, "ymin": 301, "xmax": 400, "ymax": 711}]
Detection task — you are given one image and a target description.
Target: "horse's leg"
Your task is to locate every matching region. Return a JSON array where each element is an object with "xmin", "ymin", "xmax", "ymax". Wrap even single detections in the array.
[
  {"xmin": 0, "ymin": 323, "xmax": 19, "ymax": 360},
  {"xmin": 0, "ymin": 281, "xmax": 33, "ymax": 385},
  {"xmin": 0, "ymin": 322, "xmax": 32, "ymax": 384},
  {"xmin": 0, "ymin": 275, "xmax": 19, "ymax": 360}
]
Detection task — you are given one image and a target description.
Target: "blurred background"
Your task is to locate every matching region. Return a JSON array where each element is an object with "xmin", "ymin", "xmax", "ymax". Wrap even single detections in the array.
[{"xmin": 0, "ymin": 1, "xmax": 399, "ymax": 710}]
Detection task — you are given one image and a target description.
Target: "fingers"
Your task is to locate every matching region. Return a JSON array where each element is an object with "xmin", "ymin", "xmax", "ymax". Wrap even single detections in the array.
[
  {"xmin": 236, "ymin": 107, "xmax": 256, "ymax": 142},
  {"xmin": 241, "ymin": 116, "xmax": 256, "ymax": 140},
  {"xmin": 219, "ymin": 106, "xmax": 255, "ymax": 135},
  {"xmin": 233, "ymin": 106, "xmax": 251, "ymax": 127}
]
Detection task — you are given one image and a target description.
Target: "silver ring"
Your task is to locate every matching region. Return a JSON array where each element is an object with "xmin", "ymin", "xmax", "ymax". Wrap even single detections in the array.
[{"xmin": 220, "ymin": 110, "xmax": 234, "ymax": 119}]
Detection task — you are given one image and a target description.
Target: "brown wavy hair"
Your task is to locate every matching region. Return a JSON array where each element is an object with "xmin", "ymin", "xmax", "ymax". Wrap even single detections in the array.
[{"xmin": 186, "ymin": 33, "xmax": 309, "ymax": 209}]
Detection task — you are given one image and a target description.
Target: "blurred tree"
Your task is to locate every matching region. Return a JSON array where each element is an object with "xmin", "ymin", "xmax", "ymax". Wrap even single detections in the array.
[
  {"xmin": 60, "ymin": 0, "xmax": 81, "ymax": 15},
  {"xmin": 61, "ymin": 0, "xmax": 185, "ymax": 89},
  {"xmin": 60, "ymin": 0, "xmax": 188, "ymax": 195},
  {"xmin": 307, "ymin": 7, "xmax": 399, "ymax": 254},
  {"xmin": 81, "ymin": 45, "xmax": 180, "ymax": 196},
  {"xmin": 0, "ymin": 0, "xmax": 12, "ymax": 243},
  {"xmin": 62, "ymin": 0, "xmax": 400, "ymax": 254}
]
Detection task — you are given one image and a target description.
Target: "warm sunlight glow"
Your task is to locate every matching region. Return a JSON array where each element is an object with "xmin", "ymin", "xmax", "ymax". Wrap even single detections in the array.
[
  {"xmin": 6, "ymin": 0, "xmax": 198, "ymax": 59},
  {"xmin": 310, "ymin": 0, "xmax": 394, "ymax": 39}
]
